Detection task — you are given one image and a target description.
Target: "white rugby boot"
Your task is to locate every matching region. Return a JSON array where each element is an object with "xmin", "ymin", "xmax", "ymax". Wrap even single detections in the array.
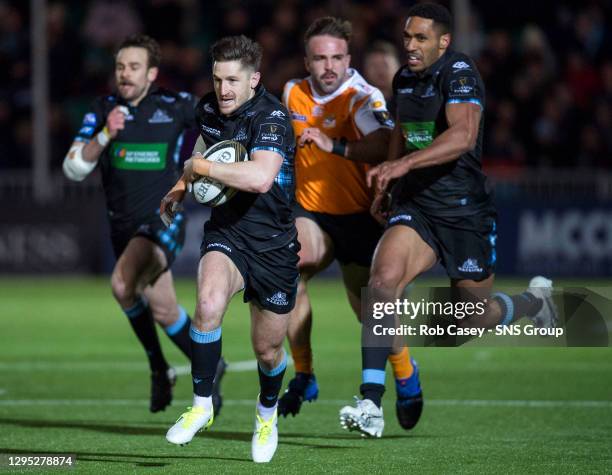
[
  {"xmin": 251, "ymin": 404, "xmax": 279, "ymax": 463},
  {"xmin": 166, "ymin": 405, "xmax": 213, "ymax": 445},
  {"xmin": 527, "ymin": 276, "xmax": 559, "ymax": 329},
  {"xmin": 339, "ymin": 397, "xmax": 384, "ymax": 438}
]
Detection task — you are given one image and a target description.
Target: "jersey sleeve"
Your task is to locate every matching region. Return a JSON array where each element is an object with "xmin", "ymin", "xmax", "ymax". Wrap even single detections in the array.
[
  {"xmin": 73, "ymin": 99, "xmax": 106, "ymax": 143},
  {"xmin": 177, "ymin": 91, "xmax": 198, "ymax": 129},
  {"xmin": 442, "ymin": 56, "xmax": 485, "ymax": 110},
  {"xmin": 250, "ymin": 108, "xmax": 294, "ymax": 160},
  {"xmin": 352, "ymin": 88, "xmax": 395, "ymax": 136}
]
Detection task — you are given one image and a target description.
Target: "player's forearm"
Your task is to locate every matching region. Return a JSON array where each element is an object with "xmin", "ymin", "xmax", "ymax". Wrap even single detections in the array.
[
  {"xmin": 344, "ymin": 129, "xmax": 391, "ymax": 164},
  {"xmin": 81, "ymin": 140, "xmax": 106, "ymax": 162},
  {"xmin": 401, "ymin": 124, "xmax": 475, "ymax": 170},
  {"xmin": 195, "ymin": 160, "xmax": 275, "ymax": 194}
]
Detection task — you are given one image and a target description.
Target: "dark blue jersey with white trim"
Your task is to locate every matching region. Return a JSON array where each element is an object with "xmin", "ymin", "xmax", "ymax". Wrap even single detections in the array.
[
  {"xmin": 195, "ymin": 85, "xmax": 296, "ymax": 252},
  {"xmin": 74, "ymin": 87, "xmax": 197, "ymax": 228},
  {"xmin": 392, "ymin": 49, "xmax": 493, "ymax": 217}
]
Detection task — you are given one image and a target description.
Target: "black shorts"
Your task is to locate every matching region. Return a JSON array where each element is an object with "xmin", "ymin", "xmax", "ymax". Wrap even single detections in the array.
[
  {"xmin": 200, "ymin": 230, "xmax": 300, "ymax": 314},
  {"xmin": 293, "ymin": 202, "xmax": 382, "ymax": 267},
  {"xmin": 110, "ymin": 211, "xmax": 187, "ymax": 270},
  {"xmin": 387, "ymin": 203, "xmax": 497, "ymax": 281}
]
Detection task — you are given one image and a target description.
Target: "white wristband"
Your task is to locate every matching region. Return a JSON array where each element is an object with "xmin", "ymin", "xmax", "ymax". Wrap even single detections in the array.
[{"xmin": 95, "ymin": 127, "xmax": 111, "ymax": 147}]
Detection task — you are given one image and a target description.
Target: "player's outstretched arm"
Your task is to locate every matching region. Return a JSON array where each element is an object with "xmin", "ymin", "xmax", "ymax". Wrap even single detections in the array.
[
  {"xmin": 298, "ymin": 127, "xmax": 390, "ymax": 164},
  {"xmin": 187, "ymin": 149, "xmax": 283, "ymax": 195}
]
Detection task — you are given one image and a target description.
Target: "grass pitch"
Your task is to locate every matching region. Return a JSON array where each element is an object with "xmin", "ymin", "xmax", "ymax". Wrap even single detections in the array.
[{"xmin": 0, "ymin": 277, "xmax": 611, "ymax": 474}]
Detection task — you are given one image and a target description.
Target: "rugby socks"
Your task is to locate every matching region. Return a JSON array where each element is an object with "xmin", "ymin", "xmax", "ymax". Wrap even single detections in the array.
[
  {"xmin": 388, "ymin": 347, "xmax": 414, "ymax": 380},
  {"xmin": 361, "ymin": 347, "xmax": 390, "ymax": 408},
  {"xmin": 493, "ymin": 292, "xmax": 543, "ymax": 325},
  {"xmin": 190, "ymin": 325, "xmax": 222, "ymax": 397},
  {"xmin": 164, "ymin": 306, "xmax": 192, "ymax": 359},
  {"xmin": 290, "ymin": 344, "xmax": 313, "ymax": 375},
  {"xmin": 122, "ymin": 297, "xmax": 168, "ymax": 372},
  {"xmin": 258, "ymin": 349, "xmax": 287, "ymax": 408}
]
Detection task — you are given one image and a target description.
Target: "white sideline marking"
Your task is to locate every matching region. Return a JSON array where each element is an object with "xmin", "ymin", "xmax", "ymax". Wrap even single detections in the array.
[
  {"xmin": 0, "ymin": 398, "xmax": 609, "ymax": 408},
  {"xmin": 0, "ymin": 358, "xmax": 293, "ymax": 374}
]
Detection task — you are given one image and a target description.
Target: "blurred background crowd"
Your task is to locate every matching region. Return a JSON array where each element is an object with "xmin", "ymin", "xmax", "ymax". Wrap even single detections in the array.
[{"xmin": 1, "ymin": 0, "xmax": 610, "ymax": 171}]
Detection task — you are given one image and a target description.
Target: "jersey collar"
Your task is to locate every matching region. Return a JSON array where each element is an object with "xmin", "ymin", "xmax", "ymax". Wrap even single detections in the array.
[
  {"xmin": 421, "ymin": 49, "xmax": 452, "ymax": 78},
  {"xmin": 307, "ymin": 68, "xmax": 364, "ymax": 104}
]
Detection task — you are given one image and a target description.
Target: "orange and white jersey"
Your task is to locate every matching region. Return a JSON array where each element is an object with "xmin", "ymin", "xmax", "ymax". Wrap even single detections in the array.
[{"xmin": 283, "ymin": 69, "xmax": 393, "ymax": 215}]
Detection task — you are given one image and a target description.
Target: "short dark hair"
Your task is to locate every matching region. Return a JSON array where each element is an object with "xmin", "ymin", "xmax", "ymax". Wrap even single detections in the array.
[
  {"xmin": 304, "ymin": 16, "xmax": 352, "ymax": 46},
  {"xmin": 365, "ymin": 40, "xmax": 400, "ymax": 62},
  {"xmin": 210, "ymin": 35, "xmax": 263, "ymax": 71},
  {"xmin": 117, "ymin": 34, "xmax": 161, "ymax": 68},
  {"xmin": 406, "ymin": 2, "xmax": 452, "ymax": 35}
]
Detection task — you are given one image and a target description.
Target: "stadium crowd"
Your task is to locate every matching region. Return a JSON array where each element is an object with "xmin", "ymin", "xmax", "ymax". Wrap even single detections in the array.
[{"xmin": 0, "ymin": 0, "xmax": 610, "ymax": 171}]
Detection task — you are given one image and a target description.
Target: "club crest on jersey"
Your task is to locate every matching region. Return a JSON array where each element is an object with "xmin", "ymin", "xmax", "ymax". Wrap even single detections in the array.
[
  {"xmin": 148, "ymin": 108, "xmax": 173, "ymax": 123},
  {"xmin": 322, "ymin": 115, "xmax": 336, "ymax": 128},
  {"xmin": 457, "ymin": 258, "xmax": 483, "ymax": 273},
  {"xmin": 233, "ymin": 127, "xmax": 248, "ymax": 141},
  {"xmin": 312, "ymin": 105, "xmax": 324, "ymax": 117},
  {"xmin": 203, "ymin": 103, "xmax": 215, "ymax": 114},
  {"xmin": 421, "ymin": 85, "xmax": 435, "ymax": 98}
]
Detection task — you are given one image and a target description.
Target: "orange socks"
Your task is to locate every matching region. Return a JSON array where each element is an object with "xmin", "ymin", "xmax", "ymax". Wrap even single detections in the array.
[
  {"xmin": 388, "ymin": 347, "xmax": 414, "ymax": 379},
  {"xmin": 291, "ymin": 344, "xmax": 313, "ymax": 374}
]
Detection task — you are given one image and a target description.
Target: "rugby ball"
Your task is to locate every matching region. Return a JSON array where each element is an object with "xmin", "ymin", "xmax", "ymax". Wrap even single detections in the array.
[{"xmin": 191, "ymin": 140, "xmax": 248, "ymax": 207}]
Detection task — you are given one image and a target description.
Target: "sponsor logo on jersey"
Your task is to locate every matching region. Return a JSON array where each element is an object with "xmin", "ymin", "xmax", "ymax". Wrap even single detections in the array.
[
  {"xmin": 78, "ymin": 126, "xmax": 95, "ymax": 136},
  {"xmin": 269, "ymin": 110, "xmax": 285, "ymax": 118},
  {"xmin": 291, "ymin": 111, "xmax": 307, "ymax": 122},
  {"xmin": 148, "ymin": 108, "xmax": 173, "ymax": 123},
  {"xmin": 257, "ymin": 123, "xmax": 285, "ymax": 145},
  {"xmin": 397, "ymin": 87, "xmax": 414, "ymax": 95},
  {"xmin": 401, "ymin": 121, "xmax": 436, "ymax": 150},
  {"xmin": 201, "ymin": 124, "xmax": 221, "ymax": 136},
  {"xmin": 109, "ymin": 142, "xmax": 168, "ymax": 170},
  {"xmin": 450, "ymin": 77, "xmax": 476, "ymax": 96},
  {"xmin": 322, "ymin": 115, "xmax": 336, "ymax": 128},
  {"xmin": 206, "ymin": 242, "xmax": 232, "ymax": 253},
  {"xmin": 82, "ymin": 113, "xmax": 97, "ymax": 126},
  {"xmin": 160, "ymin": 95, "xmax": 176, "ymax": 103},
  {"xmin": 373, "ymin": 111, "xmax": 393, "ymax": 128},
  {"xmin": 457, "ymin": 258, "xmax": 483, "ymax": 273},
  {"xmin": 389, "ymin": 214, "xmax": 412, "ymax": 224},
  {"xmin": 452, "ymin": 61, "xmax": 471, "ymax": 71},
  {"xmin": 266, "ymin": 291, "xmax": 288, "ymax": 306}
]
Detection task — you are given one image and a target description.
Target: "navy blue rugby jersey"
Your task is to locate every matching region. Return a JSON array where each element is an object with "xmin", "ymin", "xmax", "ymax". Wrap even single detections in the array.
[
  {"xmin": 74, "ymin": 87, "xmax": 197, "ymax": 227},
  {"xmin": 196, "ymin": 85, "xmax": 296, "ymax": 252},
  {"xmin": 392, "ymin": 49, "xmax": 493, "ymax": 216}
]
